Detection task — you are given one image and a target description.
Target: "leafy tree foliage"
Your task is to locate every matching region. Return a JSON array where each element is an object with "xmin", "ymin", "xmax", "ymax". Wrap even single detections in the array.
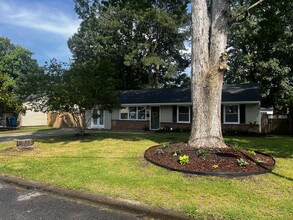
[
  {"xmin": 20, "ymin": 59, "xmax": 119, "ymax": 135},
  {"xmin": 70, "ymin": 0, "xmax": 190, "ymax": 89},
  {"xmin": 0, "ymin": 37, "xmax": 41, "ymax": 116},
  {"xmin": 226, "ymin": 0, "xmax": 293, "ymax": 112}
]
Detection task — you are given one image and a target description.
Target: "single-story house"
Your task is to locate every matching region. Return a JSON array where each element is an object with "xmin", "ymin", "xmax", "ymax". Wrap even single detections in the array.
[{"xmin": 86, "ymin": 83, "xmax": 261, "ymax": 133}]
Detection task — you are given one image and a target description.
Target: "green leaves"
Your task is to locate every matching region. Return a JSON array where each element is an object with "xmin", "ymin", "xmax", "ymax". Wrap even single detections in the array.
[
  {"xmin": 0, "ymin": 37, "xmax": 40, "ymax": 116},
  {"xmin": 227, "ymin": 0, "xmax": 293, "ymax": 112},
  {"xmin": 70, "ymin": 0, "xmax": 190, "ymax": 89}
]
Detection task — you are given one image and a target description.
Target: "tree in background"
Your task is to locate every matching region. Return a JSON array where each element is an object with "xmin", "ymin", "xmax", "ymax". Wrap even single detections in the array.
[
  {"xmin": 19, "ymin": 59, "xmax": 119, "ymax": 135},
  {"xmin": 0, "ymin": 36, "xmax": 41, "ymax": 118},
  {"xmin": 226, "ymin": 0, "xmax": 293, "ymax": 113},
  {"xmin": 69, "ymin": 0, "xmax": 190, "ymax": 89}
]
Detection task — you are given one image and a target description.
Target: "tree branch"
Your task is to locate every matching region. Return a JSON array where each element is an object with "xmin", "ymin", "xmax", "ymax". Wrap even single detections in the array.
[{"xmin": 228, "ymin": 0, "xmax": 266, "ymax": 25}]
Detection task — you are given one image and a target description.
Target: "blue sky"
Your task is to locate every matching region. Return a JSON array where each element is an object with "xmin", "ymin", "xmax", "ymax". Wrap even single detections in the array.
[{"xmin": 0, "ymin": 0, "xmax": 80, "ymax": 66}]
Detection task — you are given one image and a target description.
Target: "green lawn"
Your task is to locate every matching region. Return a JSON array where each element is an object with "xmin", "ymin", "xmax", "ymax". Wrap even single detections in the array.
[
  {"xmin": 0, "ymin": 126, "xmax": 56, "ymax": 134},
  {"xmin": 0, "ymin": 133, "xmax": 292, "ymax": 219}
]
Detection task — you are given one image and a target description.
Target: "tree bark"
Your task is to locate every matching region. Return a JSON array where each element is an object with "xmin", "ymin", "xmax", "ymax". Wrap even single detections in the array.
[{"xmin": 189, "ymin": 0, "xmax": 229, "ymax": 148}]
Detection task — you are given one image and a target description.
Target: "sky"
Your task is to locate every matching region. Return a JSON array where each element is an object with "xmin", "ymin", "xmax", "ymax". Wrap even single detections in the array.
[{"xmin": 0, "ymin": 0, "xmax": 80, "ymax": 66}]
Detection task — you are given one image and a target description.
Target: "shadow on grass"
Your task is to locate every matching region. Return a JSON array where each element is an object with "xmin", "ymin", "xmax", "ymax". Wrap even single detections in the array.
[
  {"xmin": 36, "ymin": 131, "xmax": 189, "ymax": 146},
  {"xmin": 271, "ymin": 171, "xmax": 293, "ymax": 182},
  {"xmin": 24, "ymin": 130, "xmax": 293, "ymax": 159},
  {"xmin": 224, "ymin": 135, "xmax": 293, "ymax": 158}
]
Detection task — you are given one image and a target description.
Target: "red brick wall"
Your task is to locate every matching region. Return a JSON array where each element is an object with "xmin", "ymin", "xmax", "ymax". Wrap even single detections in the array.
[
  {"xmin": 111, "ymin": 120, "xmax": 259, "ymax": 133},
  {"xmin": 111, "ymin": 120, "xmax": 149, "ymax": 131}
]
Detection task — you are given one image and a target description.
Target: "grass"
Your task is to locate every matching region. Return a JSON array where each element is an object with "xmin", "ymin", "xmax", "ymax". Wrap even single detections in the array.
[
  {"xmin": 0, "ymin": 126, "xmax": 56, "ymax": 134},
  {"xmin": 0, "ymin": 132, "xmax": 292, "ymax": 219}
]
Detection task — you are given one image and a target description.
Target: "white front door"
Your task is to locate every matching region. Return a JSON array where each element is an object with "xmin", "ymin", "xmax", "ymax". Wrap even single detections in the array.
[{"xmin": 91, "ymin": 109, "xmax": 104, "ymax": 129}]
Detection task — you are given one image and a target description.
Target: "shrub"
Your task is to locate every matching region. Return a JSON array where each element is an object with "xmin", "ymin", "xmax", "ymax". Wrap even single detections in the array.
[
  {"xmin": 172, "ymin": 149, "xmax": 182, "ymax": 157},
  {"xmin": 197, "ymin": 148, "xmax": 209, "ymax": 159},
  {"xmin": 247, "ymin": 149, "xmax": 256, "ymax": 156},
  {"xmin": 155, "ymin": 148, "xmax": 165, "ymax": 155},
  {"xmin": 237, "ymin": 158, "xmax": 249, "ymax": 167},
  {"xmin": 179, "ymin": 155, "xmax": 189, "ymax": 165},
  {"xmin": 160, "ymin": 142, "xmax": 171, "ymax": 149}
]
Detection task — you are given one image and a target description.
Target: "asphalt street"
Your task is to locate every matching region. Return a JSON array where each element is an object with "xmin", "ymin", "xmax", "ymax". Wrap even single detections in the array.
[{"xmin": 0, "ymin": 181, "xmax": 142, "ymax": 220}]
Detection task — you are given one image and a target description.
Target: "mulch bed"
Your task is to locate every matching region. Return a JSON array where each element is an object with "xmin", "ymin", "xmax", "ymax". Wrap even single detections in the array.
[{"xmin": 144, "ymin": 143, "xmax": 275, "ymax": 176}]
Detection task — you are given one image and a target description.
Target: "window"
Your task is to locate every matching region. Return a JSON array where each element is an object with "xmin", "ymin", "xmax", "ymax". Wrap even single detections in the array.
[
  {"xmin": 129, "ymin": 107, "xmax": 137, "ymax": 119},
  {"xmin": 138, "ymin": 107, "xmax": 146, "ymax": 119},
  {"xmin": 224, "ymin": 105, "xmax": 239, "ymax": 124},
  {"xmin": 120, "ymin": 107, "xmax": 147, "ymax": 120},
  {"xmin": 120, "ymin": 107, "xmax": 129, "ymax": 120},
  {"xmin": 178, "ymin": 106, "xmax": 190, "ymax": 123}
]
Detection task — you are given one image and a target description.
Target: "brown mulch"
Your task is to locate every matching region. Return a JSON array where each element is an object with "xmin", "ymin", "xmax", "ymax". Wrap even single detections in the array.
[{"xmin": 144, "ymin": 143, "xmax": 275, "ymax": 176}]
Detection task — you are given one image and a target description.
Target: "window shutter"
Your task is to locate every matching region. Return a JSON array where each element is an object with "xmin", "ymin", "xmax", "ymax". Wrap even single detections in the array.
[
  {"xmin": 221, "ymin": 105, "xmax": 223, "ymax": 123},
  {"xmin": 190, "ymin": 105, "xmax": 193, "ymax": 123},
  {"xmin": 173, "ymin": 106, "xmax": 177, "ymax": 122},
  {"xmin": 240, "ymin": 104, "xmax": 246, "ymax": 124}
]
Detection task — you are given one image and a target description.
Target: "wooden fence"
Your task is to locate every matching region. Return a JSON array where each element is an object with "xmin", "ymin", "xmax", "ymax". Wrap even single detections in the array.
[{"xmin": 261, "ymin": 113, "xmax": 293, "ymax": 134}]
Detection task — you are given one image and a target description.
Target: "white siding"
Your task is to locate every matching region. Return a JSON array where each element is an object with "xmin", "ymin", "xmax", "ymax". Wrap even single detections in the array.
[
  {"xmin": 112, "ymin": 109, "xmax": 120, "ymax": 120},
  {"xmin": 21, "ymin": 110, "xmax": 47, "ymax": 126},
  {"xmin": 246, "ymin": 104, "xmax": 260, "ymax": 124},
  {"xmin": 160, "ymin": 106, "xmax": 172, "ymax": 122},
  {"xmin": 104, "ymin": 110, "xmax": 112, "ymax": 129}
]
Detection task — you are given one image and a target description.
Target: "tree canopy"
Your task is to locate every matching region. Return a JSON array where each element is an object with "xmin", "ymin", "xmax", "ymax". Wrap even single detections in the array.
[
  {"xmin": 19, "ymin": 59, "xmax": 119, "ymax": 134},
  {"xmin": 69, "ymin": 0, "xmax": 191, "ymax": 89},
  {"xmin": 0, "ymin": 36, "xmax": 41, "ymax": 116},
  {"xmin": 226, "ymin": 0, "xmax": 293, "ymax": 112}
]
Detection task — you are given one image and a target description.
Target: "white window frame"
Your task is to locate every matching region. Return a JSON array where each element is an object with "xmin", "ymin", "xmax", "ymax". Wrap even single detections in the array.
[
  {"xmin": 119, "ymin": 106, "xmax": 147, "ymax": 120},
  {"xmin": 177, "ymin": 106, "xmax": 190, "ymax": 123},
  {"xmin": 224, "ymin": 104, "xmax": 240, "ymax": 124}
]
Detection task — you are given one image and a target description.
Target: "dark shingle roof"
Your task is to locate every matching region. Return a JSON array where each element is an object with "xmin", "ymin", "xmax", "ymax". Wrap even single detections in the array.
[{"xmin": 119, "ymin": 83, "xmax": 260, "ymax": 104}]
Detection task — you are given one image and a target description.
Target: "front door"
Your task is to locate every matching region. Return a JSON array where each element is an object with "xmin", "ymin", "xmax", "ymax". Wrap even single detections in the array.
[
  {"xmin": 151, "ymin": 107, "xmax": 160, "ymax": 130},
  {"xmin": 91, "ymin": 109, "xmax": 104, "ymax": 129}
]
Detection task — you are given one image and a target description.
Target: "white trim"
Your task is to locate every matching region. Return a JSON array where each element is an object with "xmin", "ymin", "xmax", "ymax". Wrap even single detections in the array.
[
  {"xmin": 222, "ymin": 101, "xmax": 260, "ymax": 104},
  {"xmin": 223, "ymin": 104, "xmax": 240, "ymax": 124},
  {"xmin": 121, "ymin": 101, "xmax": 260, "ymax": 106},
  {"xmin": 121, "ymin": 102, "xmax": 191, "ymax": 107},
  {"xmin": 177, "ymin": 105, "xmax": 190, "ymax": 123},
  {"xmin": 91, "ymin": 109, "xmax": 105, "ymax": 129},
  {"xmin": 119, "ymin": 106, "xmax": 148, "ymax": 121}
]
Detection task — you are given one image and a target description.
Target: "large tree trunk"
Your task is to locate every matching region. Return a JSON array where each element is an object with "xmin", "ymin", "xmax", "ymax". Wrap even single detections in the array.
[{"xmin": 189, "ymin": 0, "xmax": 229, "ymax": 148}]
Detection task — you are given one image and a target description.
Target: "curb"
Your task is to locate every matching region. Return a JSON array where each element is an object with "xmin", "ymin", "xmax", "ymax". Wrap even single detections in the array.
[{"xmin": 0, "ymin": 174, "xmax": 189, "ymax": 220}]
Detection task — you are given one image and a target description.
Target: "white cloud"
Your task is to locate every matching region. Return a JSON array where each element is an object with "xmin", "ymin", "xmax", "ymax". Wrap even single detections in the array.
[{"xmin": 0, "ymin": 1, "xmax": 80, "ymax": 37}]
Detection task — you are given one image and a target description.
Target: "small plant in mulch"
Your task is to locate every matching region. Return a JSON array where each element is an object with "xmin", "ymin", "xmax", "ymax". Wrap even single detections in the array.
[
  {"xmin": 160, "ymin": 142, "xmax": 171, "ymax": 149},
  {"xmin": 179, "ymin": 155, "xmax": 189, "ymax": 165},
  {"xmin": 155, "ymin": 148, "xmax": 165, "ymax": 155},
  {"xmin": 255, "ymin": 158, "xmax": 264, "ymax": 164},
  {"xmin": 247, "ymin": 149, "xmax": 256, "ymax": 156},
  {"xmin": 144, "ymin": 143, "xmax": 275, "ymax": 176},
  {"xmin": 197, "ymin": 148, "xmax": 209, "ymax": 159},
  {"xmin": 172, "ymin": 149, "xmax": 182, "ymax": 157},
  {"xmin": 237, "ymin": 158, "xmax": 249, "ymax": 167},
  {"xmin": 213, "ymin": 164, "xmax": 219, "ymax": 169}
]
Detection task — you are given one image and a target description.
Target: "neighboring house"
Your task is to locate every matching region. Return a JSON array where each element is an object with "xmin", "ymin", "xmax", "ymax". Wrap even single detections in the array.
[
  {"xmin": 86, "ymin": 83, "xmax": 261, "ymax": 133},
  {"xmin": 20, "ymin": 102, "xmax": 48, "ymax": 127}
]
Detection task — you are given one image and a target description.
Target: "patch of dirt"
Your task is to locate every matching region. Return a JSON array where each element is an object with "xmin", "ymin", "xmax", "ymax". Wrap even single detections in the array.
[{"xmin": 144, "ymin": 143, "xmax": 275, "ymax": 176}]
